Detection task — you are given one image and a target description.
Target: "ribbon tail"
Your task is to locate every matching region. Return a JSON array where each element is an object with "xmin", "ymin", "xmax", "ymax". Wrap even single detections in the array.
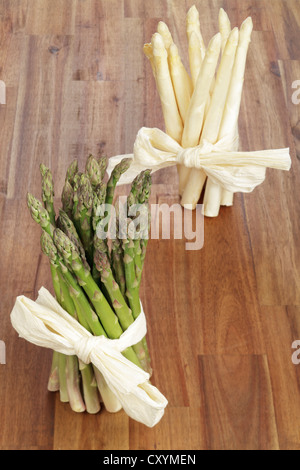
[
  {"xmin": 115, "ymin": 381, "xmax": 168, "ymax": 428},
  {"xmin": 92, "ymin": 349, "xmax": 168, "ymax": 428}
]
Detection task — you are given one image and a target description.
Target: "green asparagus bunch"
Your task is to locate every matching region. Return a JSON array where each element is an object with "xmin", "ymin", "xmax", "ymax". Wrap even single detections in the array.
[{"xmin": 26, "ymin": 155, "xmax": 152, "ymax": 415}]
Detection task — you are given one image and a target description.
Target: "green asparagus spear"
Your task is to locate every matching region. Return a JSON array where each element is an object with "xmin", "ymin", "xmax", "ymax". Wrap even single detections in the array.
[
  {"xmin": 27, "ymin": 193, "xmax": 54, "ymax": 237},
  {"xmin": 105, "ymin": 158, "xmax": 132, "ymax": 206},
  {"xmin": 40, "ymin": 232, "xmax": 87, "ymax": 411},
  {"xmin": 97, "ymin": 155, "xmax": 108, "ymax": 181},
  {"xmin": 57, "ymin": 209, "xmax": 90, "ymax": 272},
  {"xmin": 40, "ymin": 164, "xmax": 56, "ymax": 226},
  {"xmin": 53, "ymin": 228, "xmax": 142, "ymax": 369},
  {"xmin": 65, "ymin": 159, "xmax": 78, "ymax": 186},
  {"xmin": 61, "ymin": 180, "xmax": 74, "ymax": 219},
  {"xmin": 85, "ymin": 154, "xmax": 103, "ymax": 189},
  {"xmin": 111, "ymin": 237, "xmax": 126, "ymax": 298},
  {"xmin": 72, "ymin": 173, "xmax": 94, "ymax": 265},
  {"xmin": 41, "ymin": 231, "xmax": 102, "ymax": 413},
  {"xmin": 40, "ymin": 231, "xmax": 105, "ymax": 336},
  {"xmin": 93, "ymin": 239, "xmax": 150, "ymax": 371}
]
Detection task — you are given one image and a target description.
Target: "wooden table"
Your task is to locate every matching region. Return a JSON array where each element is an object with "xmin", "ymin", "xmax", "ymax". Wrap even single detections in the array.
[{"xmin": 0, "ymin": 0, "xmax": 300, "ymax": 450}]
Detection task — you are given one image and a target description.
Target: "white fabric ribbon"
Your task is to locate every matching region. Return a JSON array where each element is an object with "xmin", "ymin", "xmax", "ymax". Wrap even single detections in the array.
[
  {"xmin": 107, "ymin": 127, "xmax": 291, "ymax": 192},
  {"xmin": 10, "ymin": 287, "xmax": 168, "ymax": 428}
]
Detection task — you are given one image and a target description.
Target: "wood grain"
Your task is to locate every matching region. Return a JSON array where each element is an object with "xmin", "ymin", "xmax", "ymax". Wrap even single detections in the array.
[{"xmin": 0, "ymin": 0, "xmax": 300, "ymax": 450}]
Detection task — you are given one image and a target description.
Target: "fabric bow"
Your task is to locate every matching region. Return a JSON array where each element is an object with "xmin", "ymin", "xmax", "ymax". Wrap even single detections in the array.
[
  {"xmin": 107, "ymin": 127, "xmax": 291, "ymax": 193},
  {"xmin": 10, "ymin": 287, "xmax": 168, "ymax": 428}
]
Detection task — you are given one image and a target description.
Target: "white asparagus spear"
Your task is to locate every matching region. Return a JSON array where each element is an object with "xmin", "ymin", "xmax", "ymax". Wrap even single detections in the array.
[
  {"xmin": 188, "ymin": 31, "xmax": 203, "ymax": 87},
  {"xmin": 168, "ymin": 42, "xmax": 193, "ymax": 123},
  {"xmin": 218, "ymin": 17, "xmax": 253, "ymax": 209},
  {"xmin": 219, "ymin": 8, "xmax": 232, "ymax": 53},
  {"xmin": 201, "ymin": 27, "xmax": 239, "ymax": 216},
  {"xmin": 218, "ymin": 17, "xmax": 253, "ymax": 143},
  {"xmin": 180, "ymin": 33, "xmax": 222, "ymax": 209},
  {"xmin": 217, "ymin": 8, "xmax": 234, "ymax": 208},
  {"xmin": 179, "ymin": 5, "xmax": 207, "ymax": 195},
  {"xmin": 143, "ymin": 43, "xmax": 156, "ymax": 76},
  {"xmin": 182, "ymin": 33, "xmax": 222, "ymax": 148},
  {"xmin": 157, "ymin": 21, "xmax": 174, "ymax": 50},
  {"xmin": 151, "ymin": 32, "xmax": 183, "ymax": 144},
  {"xmin": 157, "ymin": 20, "xmax": 193, "ymax": 192},
  {"xmin": 186, "ymin": 5, "xmax": 206, "ymax": 60}
]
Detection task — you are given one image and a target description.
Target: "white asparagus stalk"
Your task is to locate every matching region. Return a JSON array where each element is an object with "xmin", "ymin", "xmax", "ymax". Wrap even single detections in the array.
[
  {"xmin": 157, "ymin": 19, "xmax": 194, "ymax": 193},
  {"xmin": 157, "ymin": 21, "xmax": 174, "ymax": 50},
  {"xmin": 168, "ymin": 42, "xmax": 193, "ymax": 123},
  {"xmin": 215, "ymin": 8, "xmax": 236, "ymax": 209},
  {"xmin": 186, "ymin": 5, "xmax": 206, "ymax": 60},
  {"xmin": 182, "ymin": 33, "xmax": 222, "ymax": 148},
  {"xmin": 218, "ymin": 17, "xmax": 253, "ymax": 143},
  {"xmin": 151, "ymin": 32, "xmax": 185, "ymax": 193},
  {"xmin": 178, "ymin": 6, "xmax": 208, "ymax": 195},
  {"xmin": 180, "ymin": 33, "xmax": 221, "ymax": 209},
  {"xmin": 151, "ymin": 32, "xmax": 183, "ymax": 143},
  {"xmin": 143, "ymin": 43, "xmax": 156, "ymax": 76},
  {"xmin": 218, "ymin": 17, "xmax": 253, "ymax": 210},
  {"xmin": 188, "ymin": 31, "xmax": 203, "ymax": 87},
  {"xmin": 219, "ymin": 8, "xmax": 232, "ymax": 53},
  {"xmin": 202, "ymin": 27, "xmax": 239, "ymax": 216}
]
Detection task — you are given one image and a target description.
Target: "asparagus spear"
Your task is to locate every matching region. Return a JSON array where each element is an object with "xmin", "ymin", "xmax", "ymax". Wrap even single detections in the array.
[
  {"xmin": 41, "ymin": 232, "xmax": 100, "ymax": 413},
  {"xmin": 72, "ymin": 173, "xmax": 94, "ymax": 265},
  {"xmin": 65, "ymin": 159, "xmax": 78, "ymax": 186},
  {"xmin": 111, "ymin": 236, "xmax": 126, "ymax": 298},
  {"xmin": 57, "ymin": 209, "xmax": 90, "ymax": 271},
  {"xmin": 53, "ymin": 228, "xmax": 142, "ymax": 369},
  {"xmin": 27, "ymin": 193, "xmax": 54, "ymax": 237},
  {"xmin": 40, "ymin": 164, "xmax": 56, "ymax": 226},
  {"xmin": 61, "ymin": 180, "xmax": 74, "ymax": 219},
  {"xmin": 181, "ymin": 33, "xmax": 221, "ymax": 209},
  {"xmin": 85, "ymin": 154, "xmax": 103, "ymax": 189},
  {"xmin": 97, "ymin": 155, "xmax": 108, "ymax": 182},
  {"xmin": 40, "ymin": 232, "xmax": 87, "ymax": 412},
  {"xmin": 105, "ymin": 158, "xmax": 132, "ymax": 206}
]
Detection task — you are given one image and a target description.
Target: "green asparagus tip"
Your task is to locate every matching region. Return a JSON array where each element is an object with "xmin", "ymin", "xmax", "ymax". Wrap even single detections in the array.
[
  {"xmin": 85, "ymin": 154, "xmax": 102, "ymax": 188},
  {"xmin": 41, "ymin": 168, "xmax": 55, "ymax": 202},
  {"xmin": 93, "ymin": 248, "xmax": 110, "ymax": 274},
  {"xmin": 53, "ymin": 228, "xmax": 77, "ymax": 265},
  {"xmin": 97, "ymin": 155, "xmax": 108, "ymax": 181},
  {"xmin": 73, "ymin": 173, "xmax": 94, "ymax": 221},
  {"xmin": 93, "ymin": 234, "xmax": 108, "ymax": 254},
  {"xmin": 27, "ymin": 193, "xmax": 51, "ymax": 228},
  {"xmin": 39, "ymin": 163, "xmax": 49, "ymax": 177},
  {"xmin": 113, "ymin": 158, "xmax": 132, "ymax": 177},
  {"xmin": 65, "ymin": 159, "xmax": 79, "ymax": 185},
  {"xmin": 61, "ymin": 180, "xmax": 74, "ymax": 215},
  {"xmin": 40, "ymin": 231, "xmax": 58, "ymax": 264}
]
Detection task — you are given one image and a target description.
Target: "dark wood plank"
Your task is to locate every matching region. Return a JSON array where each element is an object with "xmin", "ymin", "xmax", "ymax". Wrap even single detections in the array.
[
  {"xmin": 198, "ymin": 354, "xmax": 279, "ymax": 450},
  {"xmin": 261, "ymin": 306, "xmax": 300, "ymax": 450}
]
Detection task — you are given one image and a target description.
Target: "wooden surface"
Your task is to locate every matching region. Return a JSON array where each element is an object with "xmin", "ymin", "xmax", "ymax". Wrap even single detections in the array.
[{"xmin": 0, "ymin": 0, "xmax": 300, "ymax": 450}]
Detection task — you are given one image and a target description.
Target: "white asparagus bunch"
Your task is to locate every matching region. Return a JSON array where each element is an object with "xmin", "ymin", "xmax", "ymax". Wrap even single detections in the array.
[{"xmin": 143, "ymin": 5, "xmax": 254, "ymax": 215}]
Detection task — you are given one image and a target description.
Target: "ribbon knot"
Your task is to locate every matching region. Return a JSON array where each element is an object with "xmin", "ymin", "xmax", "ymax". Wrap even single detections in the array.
[
  {"xmin": 106, "ymin": 127, "xmax": 291, "ymax": 193},
  {"xmin": 74, "ymin": 335, "xmax": 107, "ymax": 365}
]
